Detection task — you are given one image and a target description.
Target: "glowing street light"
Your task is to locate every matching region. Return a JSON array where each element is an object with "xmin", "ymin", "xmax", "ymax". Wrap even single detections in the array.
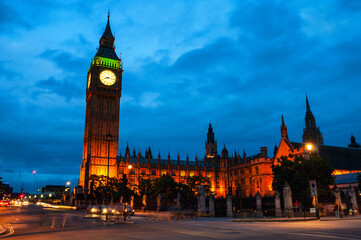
[
  {"xmin": 128, "ymin": 165, "xmax": 132, "ymax": 170},
  {"xmin": 306, "ymin": 144, "xmax": 313, "ymax": 151},
  {"xmin": 66, "ymin": 181, "xmax": 71, "ymax": 186}
]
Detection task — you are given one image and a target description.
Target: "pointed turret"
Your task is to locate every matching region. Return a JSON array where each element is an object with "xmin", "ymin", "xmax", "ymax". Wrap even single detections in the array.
[
  {"xmin": 95, "ymin": 13, "xmax": 120, "ymax": 61},
  {"xmin": 102, "ymin": 13, "xmax": 115, "ymax": 39},
  {"xmin": 125, "ymin": 142, "xmax": 130, "ymax": 158},
  {"xmin": 205, "ymin": 122, "xmax": 217, "ymax": 158},
  {"xmin": 348, "ymin": 135, "xmax": 360, "ymax": 148},
  {"xmin": 221, "ymin": 145, "xmax": 228, "ymax": 158},
  {"xmin": 167, "ymin": 152, "xmax": 171, "ymax": 168},
  {"xmin": 274, "ymin": 144, "xmax": 278, "ymax": 157},
  {"xmin": 302, "ymin": 96, "xmax": 324, "ymax": 144},
  {"xmin": 281, "ymin": 115, "xmax": 288, "ymax": 140}
]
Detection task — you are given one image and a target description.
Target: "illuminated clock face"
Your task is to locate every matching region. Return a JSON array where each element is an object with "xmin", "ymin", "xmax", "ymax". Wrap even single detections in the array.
[
  {"xmin": 87, "ymin": 73, "xmax": 91, "ymax": 88},
  {"xmin": 99, "ymin": 70, "xmax": 116, "ymax": 86}
]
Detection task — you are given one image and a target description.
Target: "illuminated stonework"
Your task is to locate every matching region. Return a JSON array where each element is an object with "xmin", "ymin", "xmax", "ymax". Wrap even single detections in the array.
[{"xmin": 80, "ymin": 16, "xmax": 123, "ymax": 194}]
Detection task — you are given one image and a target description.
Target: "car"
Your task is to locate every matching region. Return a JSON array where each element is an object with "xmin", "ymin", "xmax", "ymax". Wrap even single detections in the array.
[
  {"xmin": 0, "ymin": 200, "xmax": 10, "ymax": 207},
  {"xmin": 99, "ymin": 205, "xmax": 112, "ymax": 215},
  {"xmin": 87, "ymin": 205, "xmax": 100, "ymax": 214}
]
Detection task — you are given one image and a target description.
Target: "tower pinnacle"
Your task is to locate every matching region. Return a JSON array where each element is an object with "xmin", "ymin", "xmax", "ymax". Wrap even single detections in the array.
[{"xmin": 302, "ymin": 96, "xmax": 324, "ymax": 144}]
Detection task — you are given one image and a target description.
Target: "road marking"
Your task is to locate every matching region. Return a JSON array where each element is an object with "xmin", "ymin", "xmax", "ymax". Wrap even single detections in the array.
[
  {"xmin": 289, "ymin": 232, "xmax": 359, "ymax": 240},
  {"xmin": 0, "ymin": 226, "xmax": 14, "ymax": 238}
]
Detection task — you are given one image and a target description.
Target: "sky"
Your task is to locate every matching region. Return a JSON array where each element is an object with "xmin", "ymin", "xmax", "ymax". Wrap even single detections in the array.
[{"xmin": 0, "ymin": 0, "xmax": 361, "ymax": 193}]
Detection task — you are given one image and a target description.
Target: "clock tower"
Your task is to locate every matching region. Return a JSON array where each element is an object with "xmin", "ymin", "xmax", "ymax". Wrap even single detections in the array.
[{"xmin": 80, "ymin": 15, "xmax": 123, "ymax": 194}]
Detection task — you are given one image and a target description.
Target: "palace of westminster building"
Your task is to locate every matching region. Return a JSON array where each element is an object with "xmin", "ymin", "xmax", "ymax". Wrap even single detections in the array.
[{"xmin": 80, "ymin": 17, "xmax": 361, "ymax": 198}]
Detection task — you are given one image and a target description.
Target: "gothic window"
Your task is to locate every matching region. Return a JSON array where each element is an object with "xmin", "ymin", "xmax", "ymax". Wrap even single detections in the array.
[
  {"xmin": 207, "ymin": 172, "xmax": 212, "ymax": 178},
  {"xmin": 141, "ymin": 170, "xmax": 146, "ymax": 175},
  {"xmin": 172, "ymin": 171, "xmax": 176, "ymax": 176},
  {"xmin": 234, "ymin": 170, "xmax": 238, "ymax": 176},
  {"xmin": 249, "ymin": 168, "xmax": 252, "ymax": 174},
  {"xmin": 241, "ymin": 178, "xmax": 245, "ymax": 185},
  {"xmin": 181, "ymin": 171, "xmax": 185, "ymax": 177},
  {"xmin": 255, "ymin": 167, "xmax": 259, "ymax": 175},
  {"xmin": 161, "ymin": 170, "xmax": 167, "ymax": 176},
  {"xmin": 190, "ymin": 172, "xmax": 194, "ymax": 177},
  {"xmin": 240, "ymin": 169, "xmax": 244, "ymax": 175},
  {"xmin": 152, "ymin": 170, "xmax": 156, "ymax": 175}
]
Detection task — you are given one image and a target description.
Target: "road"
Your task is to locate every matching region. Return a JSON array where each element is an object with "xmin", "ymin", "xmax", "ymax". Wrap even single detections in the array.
[{"xmin": 1, "ymin": 205, "xmax": 361, "ymax": 240}]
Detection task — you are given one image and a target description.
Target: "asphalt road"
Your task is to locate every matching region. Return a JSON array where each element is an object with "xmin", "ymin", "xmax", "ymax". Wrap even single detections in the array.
[{"xmin": 1, "ymin": 205, "xmax": 361, "ymax": 240}]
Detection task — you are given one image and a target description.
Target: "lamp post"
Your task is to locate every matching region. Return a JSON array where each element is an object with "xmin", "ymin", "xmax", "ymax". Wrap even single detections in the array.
[
  {"xmin": 106, "ymin": 132, "xmax": 112, "ymax": 221},
  {"xmin": 306, "ymin": 143, "xmax": 320, "ymax": 219}
]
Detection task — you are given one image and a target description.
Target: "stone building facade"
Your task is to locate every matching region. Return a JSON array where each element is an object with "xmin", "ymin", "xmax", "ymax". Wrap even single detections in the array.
[
  {"xmin": 117, "ymin": 123, "xmax": 274, "ymax": 198},
  {"xmin": 79, "ymin": 17, "xmax": 361, "ymax": 199}
]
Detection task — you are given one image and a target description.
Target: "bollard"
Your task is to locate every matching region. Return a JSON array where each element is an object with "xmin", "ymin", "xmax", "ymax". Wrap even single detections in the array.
[{"xmin": 51, "ymin": 217, "xmax": 55, "ymax": 228}]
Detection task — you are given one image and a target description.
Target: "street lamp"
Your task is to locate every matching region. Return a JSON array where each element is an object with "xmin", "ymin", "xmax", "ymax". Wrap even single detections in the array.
[
  {"xmin": 306, "ymin": 143, "xmax": 320, "ymax": 219},
  {"xmin": 106, "ymin": 132, "xmax": 112, "ymax": 221}
]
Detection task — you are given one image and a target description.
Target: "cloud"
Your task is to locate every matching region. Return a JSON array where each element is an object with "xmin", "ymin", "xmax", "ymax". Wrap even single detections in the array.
[
  {"xmin": 0, "ymin": 2, "xmax": 32, "ymax": 32},
  {"xmin": 39, "ymin": 49, "xmax": 88, "ymax": 74},
  {"xmin": 33, "ymin": 77, "xmax": 82, "ymax": 101}
]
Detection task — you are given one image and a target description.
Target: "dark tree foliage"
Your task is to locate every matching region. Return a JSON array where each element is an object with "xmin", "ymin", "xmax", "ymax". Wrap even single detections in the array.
[
  {"xmin": 357, "ymin": 173, "xmax": 361, "ymax": 192},
  {"xmin": 272, "ymin": 155, "xmax": 335, "ymax": 207},
  {"xmin": 89, "ymin": 175, "xmax": 133, "ymax": 203},
  {"xmin": 185, "ymin": 175, "xmax": 211, "ymax": 195},
  {"xmin": 137, "ymin": 174, "xmax": 211, "ymax": 205}
]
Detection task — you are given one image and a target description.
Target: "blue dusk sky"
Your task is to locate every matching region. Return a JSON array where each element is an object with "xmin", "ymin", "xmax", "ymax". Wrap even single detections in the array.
[{"xmin": 1, "ymin": 0, "xmax": 361, "ymax": 193}]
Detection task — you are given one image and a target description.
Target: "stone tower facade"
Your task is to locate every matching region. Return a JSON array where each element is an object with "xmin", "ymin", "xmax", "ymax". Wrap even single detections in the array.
[
  {"xmin": 206, "ymin": 123, "xmax": 218, "ymax": 158},
  {"xmin": 302, "ymin": 96, "xmax": 324, "ymax": 144},
  {"xmin": 80, "ymin": 16, "xmax": 123, "ymax": 194}
]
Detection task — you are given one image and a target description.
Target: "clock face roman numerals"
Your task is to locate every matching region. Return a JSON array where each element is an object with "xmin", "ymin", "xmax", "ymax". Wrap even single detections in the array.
[{"xmin": 99, "ymin": 70, "xmax": 116, "ymax": 86}]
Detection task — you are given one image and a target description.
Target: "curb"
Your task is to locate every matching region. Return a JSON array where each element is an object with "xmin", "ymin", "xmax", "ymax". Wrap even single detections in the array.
[{"xmin": 232, "ymin": 218, "xmax": 318, "ymax": 222}]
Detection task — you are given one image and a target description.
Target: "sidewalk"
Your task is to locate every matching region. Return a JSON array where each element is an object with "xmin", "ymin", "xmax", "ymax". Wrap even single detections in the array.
[
  {"xmin": 232, "ymin": 215, "xmax": 361, "ymax": 222},
  {"xmin": 319, "ymin": 215, "xmax": 361, "ymax": 221},
  {"xmin": 232, "ymin": 217, "xmax": 318, "ymax": 222}
]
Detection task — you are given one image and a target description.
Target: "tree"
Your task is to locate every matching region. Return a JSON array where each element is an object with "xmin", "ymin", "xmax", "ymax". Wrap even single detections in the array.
[
  {"xmin": 137, "ymin": 174, "xmax": 178, "ymax": 200},
  {"xmin": 272, "ymin": 155, "xmax": 335, "ymax": 207},
  {"xmin": 90, "ymin": 175, "xmax": 133, "ymax": 203},
  {"xmin": 185, "ymin": 175, "xmax": 211, "ymax": 195}
]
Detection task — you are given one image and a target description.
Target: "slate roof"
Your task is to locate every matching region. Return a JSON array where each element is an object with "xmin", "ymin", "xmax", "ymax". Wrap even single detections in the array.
[
  {"xmin": 102, "ymin": 18, "xmax": 114, "ymax": 39},
  {"xmin": 290, "ymin": 142, "xmax": 361, "ymax": 170},
  {"xmin": 94, "ymin": 18, "xmax": 120, "ymax": 61},
  {"xmin": 334, "ymin": 173, "xmax": 359, "ymax": 184},
  {"xmin": 95, "ymin": 46, "xmax": 120, "ymax": 61}
]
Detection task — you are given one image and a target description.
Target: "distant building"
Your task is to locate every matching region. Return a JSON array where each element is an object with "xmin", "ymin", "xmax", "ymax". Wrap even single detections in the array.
[
  {"xmin": 41, "ymin": 185, "xmax": 67, "ymax": 199},
  {"xmin": 0, "ymin": 177, "xmax": 13, "ymax": 199}
]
